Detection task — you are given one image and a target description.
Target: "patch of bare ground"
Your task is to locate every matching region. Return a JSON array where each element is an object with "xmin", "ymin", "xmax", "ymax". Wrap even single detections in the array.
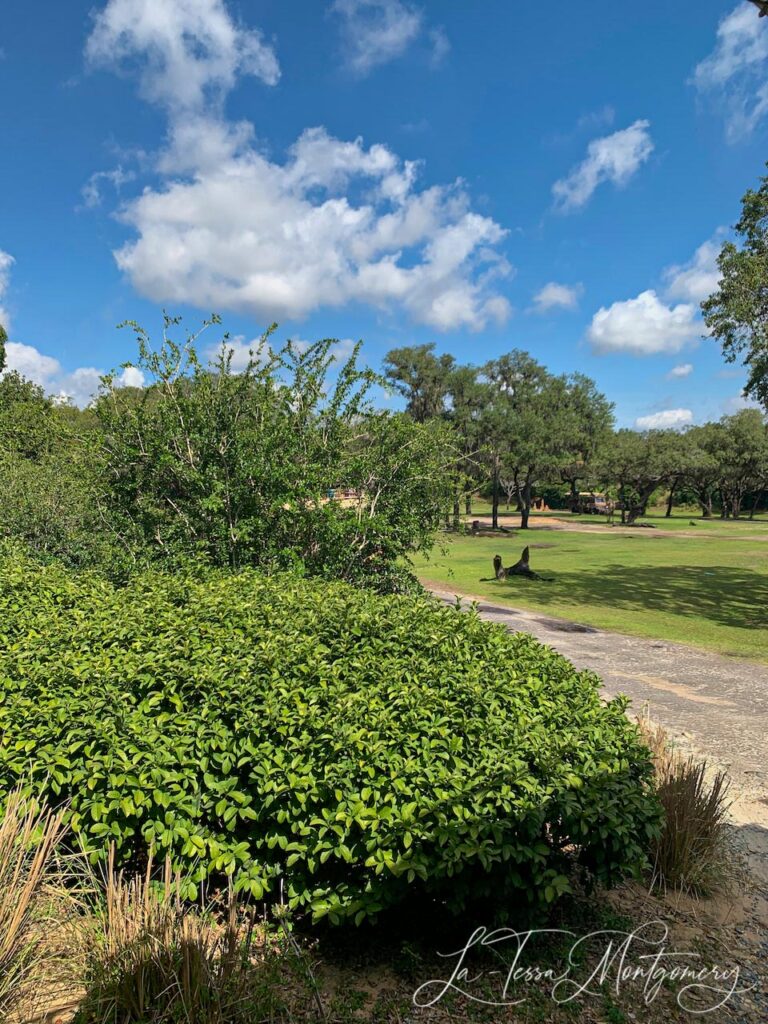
[
  {"xmin": 465, "ymin": 514, "xmax": 768, "ymax": 540},
  {"xmin": 35, "ymin": 823, "xmax": 766, "ymax": 1024}
]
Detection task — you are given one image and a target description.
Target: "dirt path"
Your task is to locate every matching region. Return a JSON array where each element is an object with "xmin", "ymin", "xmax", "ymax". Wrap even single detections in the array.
[
  {"xmin": 430, "ymin": 586, "xmax": 768, "ymax": 831},
  {"xmin": 468, "ymin": 514, "xmax": 768, "ymax": 540}
]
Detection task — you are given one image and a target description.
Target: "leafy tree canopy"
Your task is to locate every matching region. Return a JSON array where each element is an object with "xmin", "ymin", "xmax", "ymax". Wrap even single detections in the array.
[{"xmin": 703, "ymin": 166, "xmax": 768, "ymax": 410}]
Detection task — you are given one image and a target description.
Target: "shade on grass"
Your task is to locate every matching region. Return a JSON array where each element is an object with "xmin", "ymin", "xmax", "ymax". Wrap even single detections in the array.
[{"xmin": 414, "ymin": 525, "xmax": 768, "ymax": 661}]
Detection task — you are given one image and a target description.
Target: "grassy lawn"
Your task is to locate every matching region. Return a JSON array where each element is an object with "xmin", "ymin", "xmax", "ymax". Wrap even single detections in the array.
[{"xmin": 413, "ymin": 524, "xmax": 768, "ymax": 661}]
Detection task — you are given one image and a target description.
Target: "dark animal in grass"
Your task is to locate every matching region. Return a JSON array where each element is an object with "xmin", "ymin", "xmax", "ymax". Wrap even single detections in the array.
[{"xmin": 480, "ymin": 547, "xmax": 551, "ymax": 582}]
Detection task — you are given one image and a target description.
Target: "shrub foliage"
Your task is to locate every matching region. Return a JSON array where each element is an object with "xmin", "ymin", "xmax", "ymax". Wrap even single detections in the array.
[{"xmin": 0, "ymin": 553, "xmax": 660, "ymax": 924}]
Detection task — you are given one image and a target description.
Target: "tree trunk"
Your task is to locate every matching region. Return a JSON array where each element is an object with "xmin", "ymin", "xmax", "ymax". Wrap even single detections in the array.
[
  {"xmin": 520, "ymin": 480, "xmax": 532, "ymax": 530},
  {"xmin": 465, "ymin": 493, "xmax": 472, "ymax": 516},
  {"xmin": 619, "ymin": 485, "xmax": 627, "ymax": 525},
  {"xmin": 749, "ymin": 489, "xmax": 763, "ymax": 520},
  {"xmin": 700, "ymin": 493, "xmax": 712, "ymax": 518},
  {"xmin": 452, "ymin": 495, "xmax": 461, "ymax": 530},
  {"xmin": 665, "ymin": 478, "xmax": 678, "ymax": 518},
  {"xmin": 491, "ymin": 461, "xmax": 500, "ymax": 530}
]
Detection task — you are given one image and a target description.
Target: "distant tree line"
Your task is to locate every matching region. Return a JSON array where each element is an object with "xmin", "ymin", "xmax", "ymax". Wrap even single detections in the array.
[
  {"xmin": 3, "ymin": 162, "xmax": 768, "ymax": 572},
  {"xmin": 382, "ymin": 343, "xmax": 768, "ymax": 526}
]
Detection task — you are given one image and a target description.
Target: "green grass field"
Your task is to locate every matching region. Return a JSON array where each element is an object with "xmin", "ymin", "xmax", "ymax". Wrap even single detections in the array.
[{"xmin": 413, "ymin": 518, "xmax": 768, "ymax": 661}]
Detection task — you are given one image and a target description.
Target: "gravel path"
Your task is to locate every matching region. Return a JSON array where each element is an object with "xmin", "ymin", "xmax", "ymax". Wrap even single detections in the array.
[
  {"xmin": 431, "ymin": 587, "xmax": 768, "ymax": 1021},
  {"xmin": 430, "ymin": 586, "xmax": 768, "ymax": 814}
]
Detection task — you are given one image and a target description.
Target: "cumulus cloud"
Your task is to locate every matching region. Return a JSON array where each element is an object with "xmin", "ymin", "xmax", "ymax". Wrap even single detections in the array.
[
  {"xmin": 531, "ymin": 281, "xmax": 582, "ymax": 313},
  {"xmin": 635, "ymin": 408, "xmax": 693, "ymax": 430},
  {"xmin": 115, "ymin": 127, "xmax": 511, "ymax": 330},
  {"xmin": 587, "ymin": 290, "xmax": 699, "ymax": 357},
  {"xmin": 3, "ymin": 341, "xmax": 144, "ymax": 407},
  {"xmin": 0, "ymin": 249, "xmax": 14, "ymax": 330},
  {"xmin": 692, "ymin": 3, "xmax": 768, "ymax": 142},
  {"xmin": 587, "ymin": 235, "xmax": 722, "ymax": 357},
  {"xmin": 85, "ymin": 1, "xmax": 510, "ymax": 333},
  {"xmin": 4, "ymin": 341, "xmax": 61, "ymax": 384},
  {"xmin": 667, "ymin": 363, "xmax": 693, "ymax": 379},
  {"xmin": 552, "ymin": 119, "xmax": 653, "ymax": 212},
  {"xmin": 663, "ymin": 236, "xmax": 722, "ymax": 304},
  {"xmin": 205, "ymin": 334, "xmax": 358, "ymax": 372},
  {"xmin": 331, "ymin": 0, "xmax": 424, "ymax": 75},
  {"xmin": 86, "ymin": 0, "xmax": 280, "ymax": 113}
]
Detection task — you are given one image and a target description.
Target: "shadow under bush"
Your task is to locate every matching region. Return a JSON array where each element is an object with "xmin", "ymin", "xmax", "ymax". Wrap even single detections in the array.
[{"xmin": 0, "ymin": 553, "xmax": 661, "ymax": 925}]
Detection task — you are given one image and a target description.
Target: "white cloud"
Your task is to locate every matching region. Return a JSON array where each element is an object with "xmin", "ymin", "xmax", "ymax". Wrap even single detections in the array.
[
  {"xmin": 5, "ymin": 341, "xmax": 61, "ymax": 384},
  {"xmin": 86, "ymin": 0, "xmax": 280, "ymax": 113},
  {"xmin": 0, "ymin": 253, "xmax": 144, "ymax": 405},
  {"xmin": 331, "ymin": 0, "xmax": 422, "ymax": 75},
  {"xmin": 588, "ymin": 290, "xmax": 700, "ymax": 356},
  {"xmin": 635, "ymin": 408, "xmax": 693, "ymax": 430},
  {"xmin": 576, "ymin": 106, "xmax": 615, "ymax": 132},
  {"xmin": 552, "ymin": 119, "xmax": 653, "ymax": 212},
  {"xmin": 663, "ymin": 237, "xmax": 722, "ymax": 303},
  {"xmin": 0, "ymin": 249, "xmax": 14, "ymax": 331},
  {"xmin": 206, "ymin": 334, "xmax": 357, "ymax": 372},
  {"xmin": 86, "ymin": 0, "xmax": 508, "ymax": 332},
  {"xmin": 721, "ymin": 393, "xmax": 761, "ymax": 415},
  {"xmin": 4, "ymin": 340, "xmax": 145, "ymax": 407},
  {"xmin": 115, "ymin": 126, "xmax": 511, "ymax": 331},
  {"xmin": 667, "ymin": 362, "xmax": 693, "ymax": 379},
  {"xmin": 80, "ymin": 166, "xmax": 136, "ymax": 209},
  {"xmin": 119, "ymin": 365, "xmax": 146, "ymax": 388},
  {"xmin": 531, "ymin": 281, "xmax": 582, "ymax": 313},
  {"xmin": 587, "ymin": 235, "xmax": 723, "ymax": 358},
  {"xmin": 692, "ymin": 4, "xmax": 768, "ymax": 141}
]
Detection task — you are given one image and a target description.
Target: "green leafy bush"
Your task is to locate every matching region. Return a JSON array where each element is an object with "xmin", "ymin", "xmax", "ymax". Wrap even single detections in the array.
[{"xmin": 0, "ymin": 553, "xmax": 660, "ymax": 924}]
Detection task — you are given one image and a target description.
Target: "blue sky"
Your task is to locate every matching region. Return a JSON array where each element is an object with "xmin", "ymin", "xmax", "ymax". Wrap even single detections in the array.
[{"xmin": 0, "ymin": 0, "xmax": 766, "ymax": 425}]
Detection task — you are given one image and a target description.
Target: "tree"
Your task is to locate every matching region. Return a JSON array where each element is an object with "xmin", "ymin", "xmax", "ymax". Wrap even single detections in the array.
[
  {"xmin": 0, "ymin": 372, "xmax": 109, "ymax": 567},
  {"xmin": 444, "ymin": 364, "xmax": 486, "ymax": 521},
  {"xmin": 95, "ymin": 316, "xmax": 455, "ymax": 591},
  {"xmin": 598, "ymin": 429, "xmax": 681, "ymax": 524},
  {"xmin": 382, "ymin": 343, "xmax": 454, "ymax": 422},
  {"xmin": 0, "ymin": 322, "xmax": 7, "ymax": 374},
  {"xmin": 713, "ymin": 409, "xmax": 768, "ymax": 519},
  {"xmin": 682, "ymin": 423, "xmax": 723, "ymax": 518},
  {"xmin": 558, "ymin": 373, "xmax": 615, "ymax": 502},
  {"xmin": 703, "ymin": 166, "xmax": 768, "ymax": 410},
  {"xmin": 0, "ymin": 372, "xmax": 55, "ymax": 460},
  {"xmin": 481, "ymin": 353, "xmax": 575, "ymax": 529}
]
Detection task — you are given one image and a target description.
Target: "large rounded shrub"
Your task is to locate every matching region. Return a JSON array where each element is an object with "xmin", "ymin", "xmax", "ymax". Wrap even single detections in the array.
[{"xmin": 0, "ymin": 553, "xmax": 660, "ymax": 923}]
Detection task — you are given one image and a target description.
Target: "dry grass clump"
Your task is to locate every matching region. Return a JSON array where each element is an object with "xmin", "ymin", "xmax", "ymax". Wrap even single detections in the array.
[
  {"xmin": 73, "ymin": 850, "xmax": 296, "ymax": 1024},
  {"xmin": 0, "ymin": 789, "xmax": 74, "ymax": 1022},
  {"xmin": 638, "ymin": 719, "xmax": 734, "ymax": 896}
]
